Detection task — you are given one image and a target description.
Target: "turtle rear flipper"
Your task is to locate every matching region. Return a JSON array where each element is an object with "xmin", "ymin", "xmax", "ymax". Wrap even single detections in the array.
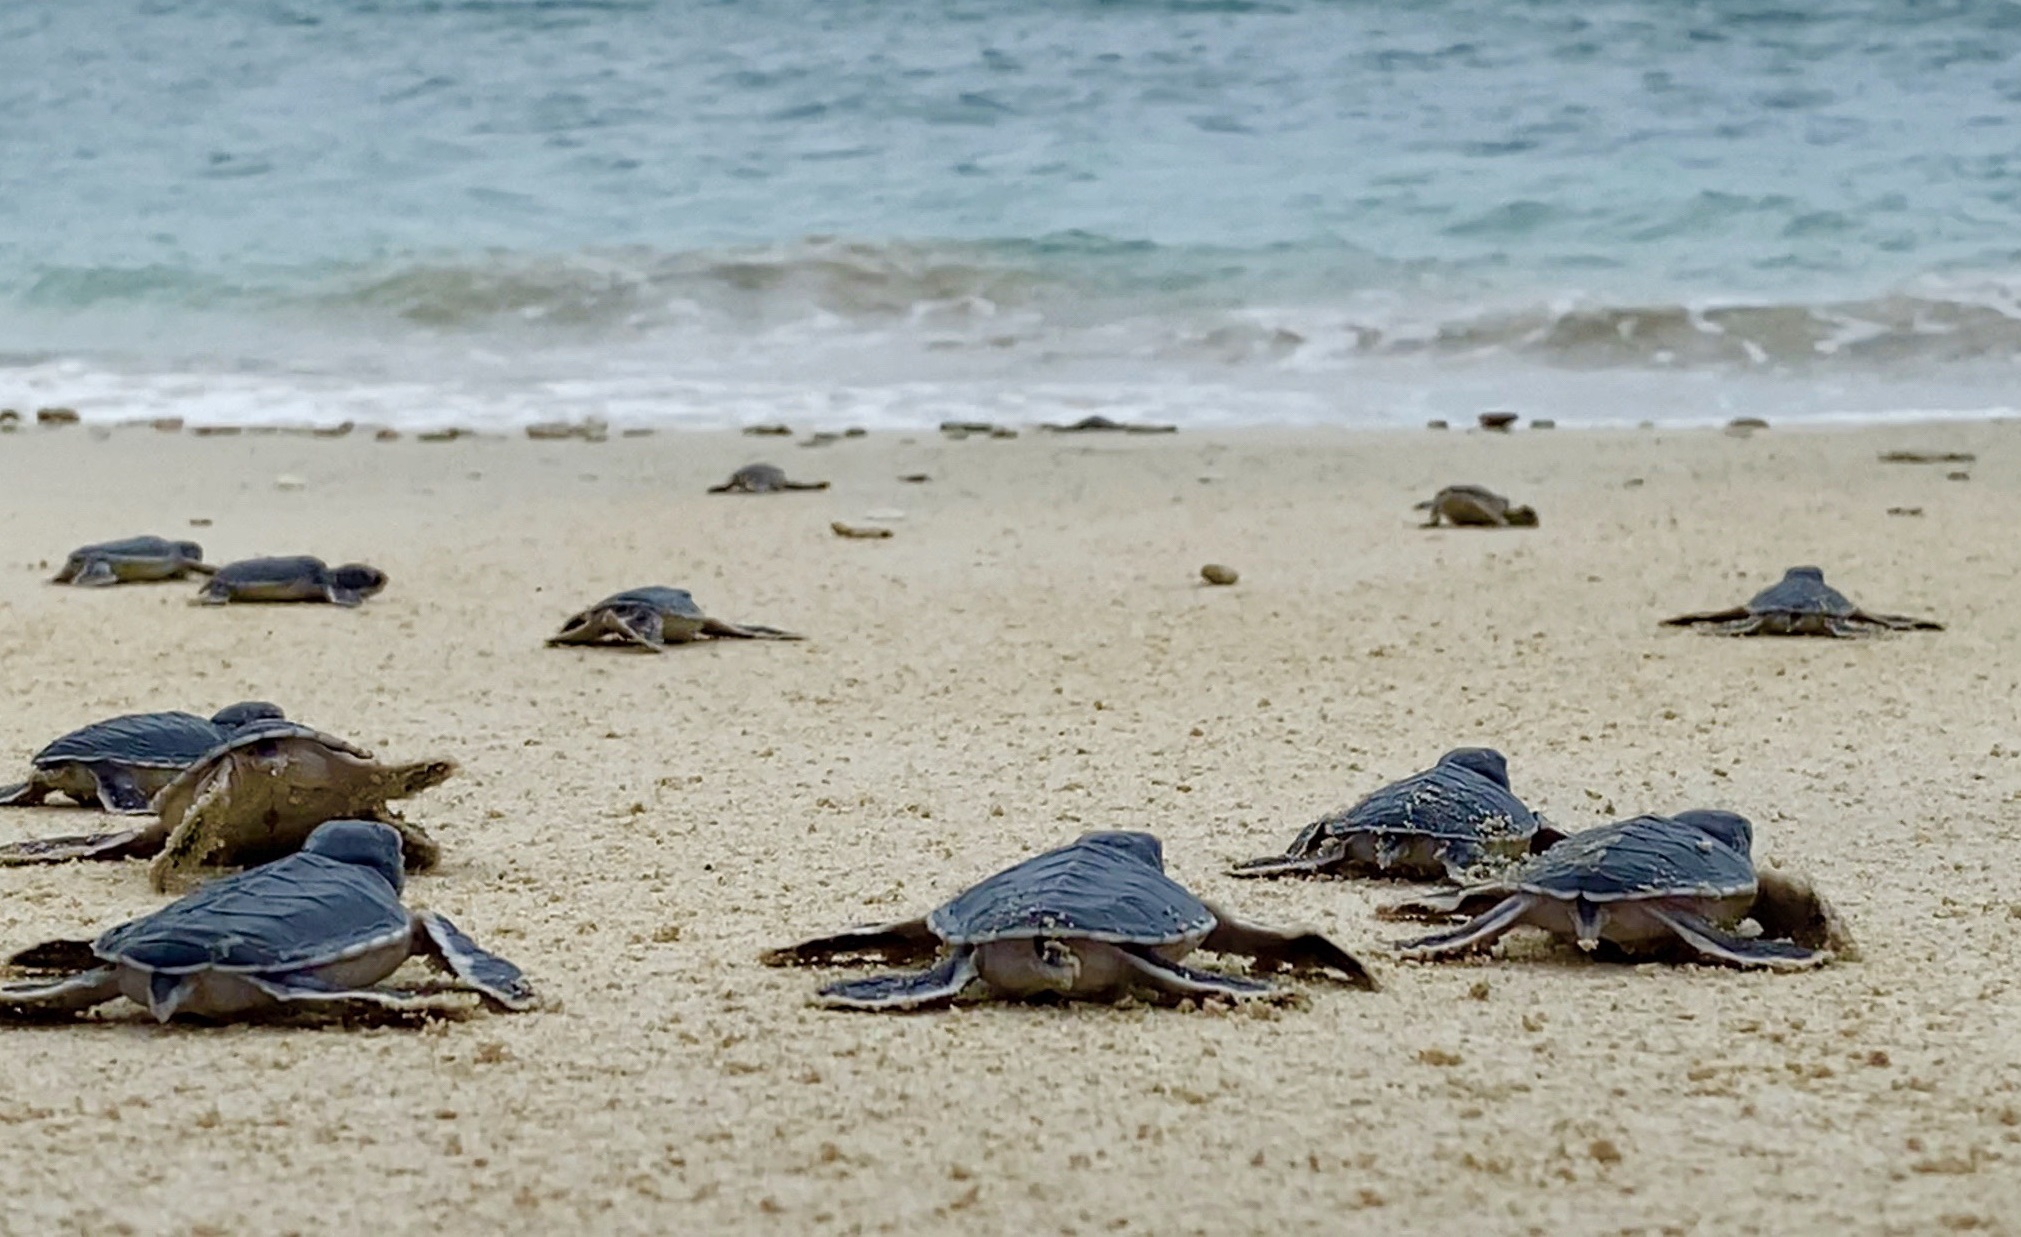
[
  {"xmin": 1199, "ymin": 908, "xmax": 1377, "ymax": 989},
  {"xmin": 1660, "ymin": 607, "xmax": 1750, "ymax": 627},
  {"xmin": 241, "ymin": 972, "xmax": 467, "ymax": 1018},
  {"xmin": 1642, "ymin": 906, "xmax": 1831, "ymax": 970},
  {"xmin": 0, "ymin": 779, "xmax": 47, "ymax": 807},
  {"xmin": 1375, "ymin": 885, "xmax": 1511, "ymax": 921},
  {"xmin": 1118, "ymin": 951, "xmax": 1279, "ymax": 1002},
  {"xmin": 815, "ymin": 949, "xmax": 979, "ymax": 1011},
  {"xmin": 1852, "ymin": 609, "xmax": 1944, "ymax": 631},
  {"xmin": 0, "ymin": 826, "xmax": 162, "ymax": 865},
  {"xmin": 781, "ymin": 480, "xmax": 830, "ymax": 491},
  {"xmin": 8, "ymin": 938, "xmax": 100, "ymax": 971},
  {"xmin": 0, "ymin": 967, "xmax": 122, "ymax": 1019},
  {"xmin": 87, "ymin": 763, "xmax": 153, "ymax": 814},
  {"xmin": 700, "ymin": 618, "xmax": 803, "ymax": 641},
  {"xmin": 1391, "ymin": 893, "xmax": 1533, "ymax": 959},
  {"xmin": 1226, "ymin": 851, "xmax": 1338, "ymax": 878},
  {"xmin": 761, "ymin": 918, "xmax": 940, "ymax": 966},
  {"xmin": 415, "ymin": 911, "xmax": 537, "ymax": 1011}
]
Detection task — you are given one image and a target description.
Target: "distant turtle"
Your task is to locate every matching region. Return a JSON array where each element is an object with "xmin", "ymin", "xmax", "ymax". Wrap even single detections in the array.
[
  {"xmin": 1382, "ymin": 810, "xmax": 1850, "ymax": 969},
  {"xmin": 1230, "ymin": 747, "xmax": 1560, "ymax": 883},
  {"xmin": 1039, "ymin": 415, "xmax": 1177, "ymax": 434},
  {"xmin": 0, "ymin": 820, "xmax": 533, "ymax": 1023},
  {"xmin": 195, "ymin": 556, "xmax": 388, "ymax": 607},
  {"xmin": 0, "ymin": 702, "xmax": 285, "ymax": 814},
  {"xmin": 1661, "ymin": 566, "xmax": 1942, "ymax": 636},
  {"xmin": 0, "ymin": 721, "xmax": 455, "ymax": 891},
  {"xmin": 53, "ymin": 536, "xmax": 216, "ymax": 586},
  {"xmin": 763, "ymin": 830, "xmax": 1376, "ymax": 1010},
  {"xmin": 546, "ymin": 586, "xmax": 801, "ymax": 651},
  {"xmin": 707, "ymin": 464, "xmax": 829, "ymax": 494},
  {"xmin": 1415, "ymin": 485, "xmax": 1538, "ymax": 528}
]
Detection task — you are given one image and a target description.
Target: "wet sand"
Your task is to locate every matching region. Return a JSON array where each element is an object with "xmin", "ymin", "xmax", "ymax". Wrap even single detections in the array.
[{"xmin": 0, "ymin": 420, "xmax": 2017, "ymax": 1235}]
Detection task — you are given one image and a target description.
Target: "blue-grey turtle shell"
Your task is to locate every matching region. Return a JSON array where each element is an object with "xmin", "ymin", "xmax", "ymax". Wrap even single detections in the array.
[
  {"xmin": 1302, "ymin": 747, "xmax": 1537, "ymax": 849},
  {"xmin": 75, "ymin": 536, "xmax": 202, "ymax": 562},
  {"xmin": 34, "ymin": 712, "xmax": 229, "ymax": 770},
  {"xmin": 926, "ymin": 831, "xmax": 1215, "ymax": 947},
  {"xmin": 1745, "ymin": 567, "xmax": 1857, "ymax": 618},
  {"xmin": 95, "ymin": 843, "xmax": 409, "ymax": 974},
  {"xmin": 1511, "ymin": 811, "xmax": 1756, "ymax": 902},
  {"xmin": 215, "ymin": 555, "xmax": 330, "ymax": 585},
  {"xmin": 589, "ymin": 587, "xmax": 706, "ymax": 621}
]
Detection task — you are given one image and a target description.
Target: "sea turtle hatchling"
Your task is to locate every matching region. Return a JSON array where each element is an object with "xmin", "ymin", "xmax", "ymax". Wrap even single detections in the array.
[
  {"xmin": 1229, "ymin": 747, "xmax": 1561, "ymax": 883},
  {"xmin": 1415, "ymin": 485, "xmax": 1538, "ymax": 528},
  {"xmin": 763, "ymin": 830, "xmax": 1376, "ymax": 1010},
  {"xmin": 546, "ymin": 585, "xmax": 802, "ymax": 651},
  {"xmin": 1661, "ymin": 565, "xmax": 1942, "ymax": 636},
  {"xmin": 1381, "ymin": 810, "xmax": 1850, "ymax": 969},
  {"xmin": 0, "ymin": 721, "xmax": 455, "ymax": 891},
  {"xmin": 707, "ymin": 463, "xmax": 829, "ymax": 494},
  {"xmin": 53, "ymin": 536, "xmax": 217, "ymax": 586},
  {"xmin": 0, "ymin": 702, "xmax": 285, "ymax": 814},
  {"xmin": 0, "ymin": 820, "xmax": 533, "ymax": 1023},
  {"xmin": 195, "ymin": 556, "xmax": 388, "ymax": 607}
]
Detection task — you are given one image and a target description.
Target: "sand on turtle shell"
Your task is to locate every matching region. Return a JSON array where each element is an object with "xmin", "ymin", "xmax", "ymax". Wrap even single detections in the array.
[{"xmin": 0, "ymin": 423, "xmax": 2017, "ymax": 1234}]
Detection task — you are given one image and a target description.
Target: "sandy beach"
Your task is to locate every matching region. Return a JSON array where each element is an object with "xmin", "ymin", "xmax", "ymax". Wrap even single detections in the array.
[{"xmin": 0, "ymin": 419, "xmax": 2017, "ymax": 1235}]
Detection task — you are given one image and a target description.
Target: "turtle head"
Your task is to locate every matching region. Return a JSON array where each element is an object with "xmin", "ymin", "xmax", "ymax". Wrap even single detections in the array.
[
  {"xmin": 392, "ymin": 758, "xmax": 459, "ymax": 796},
  {"xmin": 1673, "ymin": 809, "xmax": 1753, "ymax": 856},
  {"xmin": 330, "ymin": 564, "xmax": 389, "ymax": 598},
  {"xmin": 303, "ymin": 819, "xmax": 405, "ymax": 891},
  {"xmin": 1077, "ymin": 830, "xmax": 1165, "ymax": 870},
  {"xmin": 1440, "ymin": 747, "xmax": 1511, "ymax": 788},
  {"xmin": 210, "ymin": 701, "xmax": 287, "ymax": 730},
  {"xmin": 174, "ymin": 540, "xmax": 206, "ymax": 561},
  {"xmin": 1785, "ymin": 566, "xmax": 1825, "ymax": 582},
  {"xmin": 1505, "ymin": 505, "xmax": 1539, "ymax": 527}
]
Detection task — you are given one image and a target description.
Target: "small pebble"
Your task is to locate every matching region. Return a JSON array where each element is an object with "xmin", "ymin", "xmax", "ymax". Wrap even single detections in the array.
[
  {"xmin": 1886, "ymin": 506, "xmax": 1924, "ymax": 517},
  {"xmin": 188, "ymin": 517, "xmax": 212, "ymax": 527},
  {"xmin": 274, "ymin": 475, "xmax": 306, "ymax": 491},
  {"xmin": 1426, "ymin": 419, "xmax": 1449, "ymax": 430},
  {"xmin": 152, "ymin": 417, "xmax": 185, "ymax": 432},
  {"xmin": 374, "ymin": 428, "xmax": 401, "ymax": 441},
  {"xmin": 1530, "ymin": 418, "xmax": 1556, "ymax": 430},
  {"xmin": 1948, "ymin": 471, "xmax": 1971, "ymax": 482},
  {"xmin": 35, "ymin": 406, "xmax": 80, "ymax": 425},
  {"xmin": 742, "ymin": 424, "xmax": 793, "ymax": 436},
  {"xmin": 831, "ymin": 521, "xmax": 893, "ymax": 540},
  {"xmin": 898, "ymin": 473, "xmax": 932, "ymax": 483},
  {"xmin": 1201, "ymin": 564, "xmax": 1239, "ymax": 586}
]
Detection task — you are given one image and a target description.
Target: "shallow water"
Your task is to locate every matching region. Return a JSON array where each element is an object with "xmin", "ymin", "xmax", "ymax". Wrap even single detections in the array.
[{"xmin": 5, "ymin": 0, "xmax": 2021, "ymax": 428}]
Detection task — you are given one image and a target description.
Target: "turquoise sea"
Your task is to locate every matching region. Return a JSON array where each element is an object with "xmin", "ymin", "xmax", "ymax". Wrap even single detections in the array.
[{"xmin": 5, "ymin": 1, "xmax": 2021, "ymax": 428}]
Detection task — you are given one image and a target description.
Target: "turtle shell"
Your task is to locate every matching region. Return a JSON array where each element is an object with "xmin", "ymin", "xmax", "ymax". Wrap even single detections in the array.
[
  {"xmin": 72, "ymin": 536, "xmax": 201, "ymax": 564},
  {"xmin": 590, "ymin": 586, "xmax": 706, "ymax": 621},
  {"xmin": 214, "ymin": 555, "xmax": 328, "ymax": 586},
  {"xmin": 1745, "ymin": 567, "xmax": 1857, "ymax": 618},
  {"xmin": 182, "ymin": 721, "xmax": 374, "ymax": 766},
  {"xmin": 927, "ymin": 831, "xmax": 1215, "ymax": 947},
  {"xmin": 34, "ymin": 712, "xmax": 229, "ymax": 771},
  {"xmin": 1303, "ymin": 747, "xmax": 1537, "ymax": 851},
  {"xmin": 1506, "ymin": 811, "xmax": 1755, "ymax": 903},
  {"xmin": 96, "ymin": 827, "xmax": 409, "ymax": 974}
]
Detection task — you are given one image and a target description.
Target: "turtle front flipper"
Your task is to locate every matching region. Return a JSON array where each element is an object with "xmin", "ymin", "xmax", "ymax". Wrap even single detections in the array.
[
  {"xmin": 69, "ymin": 558, "xmax": 120, "ymax": 587},
  {"xmin": 815, "ymin": 949, "xmax": 979, "ymax": 1011},
  {"xmin": 1198, "ymin": 911, "xmax": 1377, "ymax": 990},
  {"xmin": 0, "ymin": 826, "xmax": 163, "ymax": 865},
  {"xmin": 1391, "ymin": 893, "xmax": 1534, "ymax": 959},
  {"xmin": 414, "ymin": 911, "xmax": 538, "ymax": 1011},
  {"xmin": 1749, "ymin": 868, "xmax": 1856, "ymax": 957},
  {"xmin": 379, "ymin": 815, "xmax": 442, "ymax": 872},
  {"xmin": 1226, "ymin": 850, "xmax": 1338, "ymax": 879},
  {"xmin": 192, "ymin": 579, "xmax": 232, "ymax": 605},
  {"xmin": 1374, "ymin": 885, "xmax": 1509, "ymax": 921},
  {"xmin": 87, "ymin": 763, "xmax": 153, "ymax": 814},
  {"xmin": 7, "ymin": 939, "xmax": 100, "ymax": 971},
  {"xmin": 1641, "ymin": 905, "xmax": 1832, "ymax": 970},
  {"xmin": 781, "ymin": 480, "xmax": 831, "ymax": 491},
  {"xmin": 148, "ymin": 763, "xmax": 240, "ymax": 891},
  {"xmin": 239, "ymin": 971, "xmax": 461, "ymax": 1016},
  {"xmin": 0, "ymin": 778, "xmax": 49, "ymax": 807},
  {"xmin": 700, "ymin": 617, "xmax": 804, "ymax": 641},
  {"xmin": 0, "ymin": 967, "xmax": 123, "ymax": 1019},
  {"xmin": 1117, "ymin": 951, "xmax": 1279, "ymax": 1002},
  {"xmin": 760, "ymin": 918, "xmax": 941, "ymax": 966}
]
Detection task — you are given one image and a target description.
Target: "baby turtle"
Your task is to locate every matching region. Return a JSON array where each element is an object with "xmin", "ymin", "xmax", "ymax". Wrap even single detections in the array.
[
  {"xmin": 707, "ymin": 463, "xmax": 829, "ymax": 494},
  {"xmin": 763, "ymin": 830, "xmax": 1376, "ymax": 1010},
  {"xmin": 1230, "ymin": 747, "xmax": 1559, "ymax": 883},
  {"xmin": 53, "ymin": 536, "xmax": 216, "ymax": 586},
  {"xmin": 0, "ymin": 722, "xmax": 455, "ymax": 891},
  {"xmin": 0, "ymin": 820, "xmax": 533, "ymax": 1023},
  {"xmin": 546, "ymin": 585, "xmax": 801, "ymax": 651},
  {"xmin": 195, "ymin": 556, "xmax": 388, "ymax": 607},
  {"xmin": 1662, "ymin": 565, "xmax": 1942, "ymax": 636},
  {"xmin": 1382, "ymin": 810, "xmax": 1849, "ymax": 969},
  {"xmin": 0, "ymin": 702, "xmax": 286, "ymax": 814},
  {"xmin": 1415, "ymin": 485, "xmax": 1538, "ymax": 528}
]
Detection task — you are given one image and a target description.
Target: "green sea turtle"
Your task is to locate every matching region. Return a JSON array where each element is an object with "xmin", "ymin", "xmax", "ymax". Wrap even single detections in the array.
[
  {"xmin": 0, "ymin": 722, "xmax": 455, "ymax": 891},
  {"xmin": 1415, "ymin": 485, "xmax": 1538, "ymax": 528},
  {"xmin": 764, "ymin": 830, "xmax": 1376, "ymax": 1010},
  {"xmin": 707, "ymin": 463, "xmax": 829, "ymax": 494},
  {"xmin": 546, "ymin": 586, "xmax": 801, "ymax": 651},
  {"xmin": 1661, "ymin": 566, "xmax": 1941, "ymax": 636},
  {"xmin": 53, "ymin": 537, "xmax": 216, "ymax": 586},
  {"xmin": 195, "ymin": 556, "xmax": 388, "ymax": 607},
  {"xmin": 1382, "ymin": 810, "xmax": 1849, "ymax": 969},
  {"xmin": 0, "ymin": 703, "xmax": 285, "ymax": 813},
  {"xmin": 0, "ymin": 820, "xmax": 533, "ymax": 1023},
  {"xmin": 1230, "ymin": 747, "xmax": 1560, "ymax": 882}
]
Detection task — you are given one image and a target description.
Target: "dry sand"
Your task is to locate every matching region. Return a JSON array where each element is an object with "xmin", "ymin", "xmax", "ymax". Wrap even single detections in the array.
[{"xmin": 0, "ymin": 419, "xmax": 2017, "ymax": 1235}]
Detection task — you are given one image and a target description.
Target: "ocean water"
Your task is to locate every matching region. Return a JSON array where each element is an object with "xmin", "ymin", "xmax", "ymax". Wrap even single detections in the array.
[{"xmin": 5, "ymin": 0, "xmax": 2021, "ymax": 430}]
